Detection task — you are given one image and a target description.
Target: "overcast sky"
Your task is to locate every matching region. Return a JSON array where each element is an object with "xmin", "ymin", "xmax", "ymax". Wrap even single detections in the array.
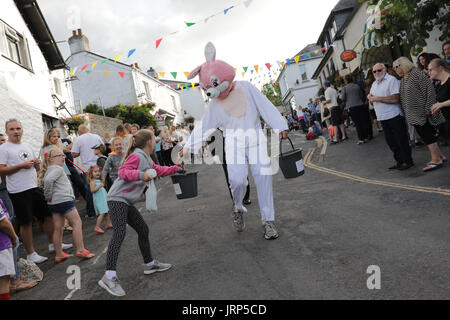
[{"xmin": 38, "ymin": 0, "xmax": 339, "ymax": 85}]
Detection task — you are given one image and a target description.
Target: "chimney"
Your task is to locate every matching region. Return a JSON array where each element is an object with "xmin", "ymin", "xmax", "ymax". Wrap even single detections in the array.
[
  {"xmin": 134, "ymin": 63, "xmax": 139, "ymax": 69},
  {"xmin": 68, "ymin": 29, "xmax": 90, "ymax": 55}
]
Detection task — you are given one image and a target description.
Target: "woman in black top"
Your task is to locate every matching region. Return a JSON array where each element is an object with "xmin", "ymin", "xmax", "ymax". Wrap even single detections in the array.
[{"xmin": 430, "ymin": 58, "xmax": 450, "ymax": 121}]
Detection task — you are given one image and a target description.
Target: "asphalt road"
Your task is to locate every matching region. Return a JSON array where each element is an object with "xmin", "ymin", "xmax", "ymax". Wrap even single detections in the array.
[{"xmin": 14, "ymin": 127, "xmax": 450, "ymax": 300}]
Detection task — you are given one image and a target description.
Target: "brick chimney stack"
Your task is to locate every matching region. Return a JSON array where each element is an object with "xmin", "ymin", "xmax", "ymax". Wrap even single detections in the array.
[{"xmin": 68, "ymin": 29, "xmax": 90, "ymax": 54}]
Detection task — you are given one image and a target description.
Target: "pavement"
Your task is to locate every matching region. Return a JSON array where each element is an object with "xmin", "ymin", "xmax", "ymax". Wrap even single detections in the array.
[{"xmin": 13, "ymin": 125, "xmax": 450, "ymax": 300}]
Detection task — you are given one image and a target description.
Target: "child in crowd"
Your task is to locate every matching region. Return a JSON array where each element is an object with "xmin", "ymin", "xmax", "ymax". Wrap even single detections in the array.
[
  {"xmin": 307, "ymin": 119, "xmax": 322, "ymax": 140},
  {"xmin": 0, "ymin": 198, "xmax": 18, "ymax": 300},
  {"xmin": 39, "ymin": 148, "xmax": 95, "ymax": 262},
  {"xmin": 88, "ymin": 165, "xmax": 112, "ymax": 234},
  {"xmin": 98, "ymin": 129, "xmax": 183, "ymax": 297},
  {"xmin": 93, "ymin": 144, "xmax": 108, "ymax": 169},
  {"xmin": 102, "ymin": 137, "xmax": 125, "ymax": 189}
]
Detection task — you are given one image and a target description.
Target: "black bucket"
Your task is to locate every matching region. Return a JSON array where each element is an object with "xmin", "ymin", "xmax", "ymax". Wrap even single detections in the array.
[
  {"xmin": 171, "ymin": 171, "xmax": 198, "ymax": 199},
  {"xmin": 279, "ymin": 137, "xmax": 305, "ymax": 179}
]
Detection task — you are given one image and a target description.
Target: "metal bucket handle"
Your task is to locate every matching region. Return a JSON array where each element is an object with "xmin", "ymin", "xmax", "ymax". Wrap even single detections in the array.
[{"xmin": 279, "ymin": 137, "xmax": 295, "ymax": 157}]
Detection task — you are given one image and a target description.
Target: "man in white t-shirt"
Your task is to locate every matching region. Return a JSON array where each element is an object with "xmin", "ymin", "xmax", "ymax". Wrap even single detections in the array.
[
  {"xmin": 324, "ymin": 80, "xmax": 347, "ymax": 143},
  {"xmin": 71, "ymin": 125, "xmax": 103, "ymax": 217},
  {"xmin": 0, "ymin": 119, "xmax": 72, "ymax": 264}
]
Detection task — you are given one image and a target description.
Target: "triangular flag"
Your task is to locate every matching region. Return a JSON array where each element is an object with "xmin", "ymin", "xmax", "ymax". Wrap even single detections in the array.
[
  {"xmin": 86, "ymin": 70, "xmax": 92, "ymax": 74},
  {"xmin": 118, "ymin": 72, "xmax": 124, "ymax": 78},
  {"xmin": 177, "ymin": 84, "xmax": 181, "ymax": 89},
  {"xmin": 156, "ymin": 38, "xmax": 163, "ymax": 49},
  {"xmin": 265, "ymin": 63, "xmax": 271, "ymax": 71},
  {"xmin": 204, "ymin": 14, "xmax": 215, "ymax": 23},
  {"xmin": 251, "ymin": 70, "xmax": 254, "ymax": 74},
  {"xmin": 101, "ymin": 58, "xmax": 108, "ymax": 64},
  {"xmin": 192, "ymin": 82, "xmax": 196, "ymax": 89},
  {"xmin": 127, "ymin": 49, "xmax": 136, "ymax": 58},
  {"xmin": 171, "ymin": 84, "xmax": 175, "ymax": 88},
  {"xmin": 243, "ymin": 67, "xmax": 248, "ymax": 73},
  {"xmin": 242, "ymin": 72, "xmax": 245, "ymax": 77},
  {"xmin": 91, "ymin": 61, "xmax": 98, "ymax": 69},
  {"xmin": 114, "ymin": 54, "xmax": 121, "ymax": 63},
  {"xmin": 244, "ymin": 0, "xmax": 253, "ymax": 8},
  {"xmin": 159, "ymin": 72, "xmax": 165, "ymax": 78},
  {"xmin": 104, "ymin": 72, "xmax": 109, "ymax": 76},
  {"xmin": 185, "ymin": 22, "xmax": 196, "ymax": 27},
  {"xmin": 81, "ymin": 64, "xmax": 89, "ymax": 71},
  {"xmin": 198, "ymin": 87, "xmax": 201, "ymax": 91},
  {"xmin": 280, "ymin": 61, "xmax": 285, "ymax": 68},
  {"xmin": 295, "ymin": 56, "xmax": 300, "ymax": 64},
  {"xmin": 224, "ymin": 6, "xmax": 234, "ymax": 14},
  {"xmin": 184, "ymin": 72, "xmax": 190, "ymax": 78},
  {"xmin": 254, "ymin": 65, "xmax": 259, "ymax": 73},
  {"xmin": 70, "ymin": 67, "xmax": 77, "ymax": 77},
  {"xmin": 286, "ymin": 58, "xmax": 291, "ymax": 66},
  {"xmin": 171, "ymin": 72, "xmax": 177, "ymax": 79},
  {"xmin": 234, "ymin": 68, "xmax": 237, "ymax": 73}
]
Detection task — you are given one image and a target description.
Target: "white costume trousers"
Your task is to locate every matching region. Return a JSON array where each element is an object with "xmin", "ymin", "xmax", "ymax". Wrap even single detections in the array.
[{"xmin": 225, "ymin": 143, "xmax": 275, "ymax": 223}]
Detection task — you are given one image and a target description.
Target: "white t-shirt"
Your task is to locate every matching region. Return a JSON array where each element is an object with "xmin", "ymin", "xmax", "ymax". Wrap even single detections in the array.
[
  {"xmin": 71, "ymin": 133, "xmax": 103, "ymax": 171},
  {"xmin": 0, "ymin": 141, "xmax": 38, "ymax": 194},
  {"xmin": 325, "ymin": 87, "xmax": 339, "ymax": 108}
]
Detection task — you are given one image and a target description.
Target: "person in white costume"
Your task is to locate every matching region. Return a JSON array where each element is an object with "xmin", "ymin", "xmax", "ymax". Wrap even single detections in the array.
[{"xmin": 179, "ymin": 42, "xmax": 289, "ymax": 240}]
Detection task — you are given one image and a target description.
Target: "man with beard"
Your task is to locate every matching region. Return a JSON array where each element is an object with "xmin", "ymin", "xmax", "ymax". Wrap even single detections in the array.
[{"xmin": 368, "ymin": 63, "xmax": 414, "ymax": 170}]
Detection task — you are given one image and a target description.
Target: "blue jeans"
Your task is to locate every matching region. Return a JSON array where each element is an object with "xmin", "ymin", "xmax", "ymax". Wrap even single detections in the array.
[{"xmin": 80, "ymin": 173, "xmax": 96, "ymax": 217}]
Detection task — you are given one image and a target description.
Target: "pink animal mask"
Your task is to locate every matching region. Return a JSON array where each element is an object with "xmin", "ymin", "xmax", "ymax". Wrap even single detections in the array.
[{"xmin": 187, "ymin": 42, "xmax": 236, "ymax": 100}]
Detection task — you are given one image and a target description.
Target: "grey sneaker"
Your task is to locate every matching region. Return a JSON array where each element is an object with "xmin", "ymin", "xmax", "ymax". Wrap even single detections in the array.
[
  {"xmin": 98, "ymin": 275, "xmax": 126, "ymax": 297},
  {"xmin": 263, "ymin": 222, "xmax": 279, "ymax": 240},
  {"xmin": 143, "ymin": 260, "xmax": 172, "ymax": 275},
  {"xmin": 233, "ymin": 209, "xmax": 245, "ymax": 232}
]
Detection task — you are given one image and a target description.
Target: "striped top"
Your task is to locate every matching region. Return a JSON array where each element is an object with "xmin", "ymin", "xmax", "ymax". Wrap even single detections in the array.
[{"xmin": 399, "ymin": 68, "xmax": 445, "ymax": 126}]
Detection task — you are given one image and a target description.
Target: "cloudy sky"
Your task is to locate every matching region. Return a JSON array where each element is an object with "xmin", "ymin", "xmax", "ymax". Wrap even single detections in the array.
[{"xmin": 39, "ymin": 0, "xmax": 339, "ymax": 84}]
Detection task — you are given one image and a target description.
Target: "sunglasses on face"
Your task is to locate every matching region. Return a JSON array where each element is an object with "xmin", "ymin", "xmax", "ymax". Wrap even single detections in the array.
[{"xmin": 372, "ymin": 69, "xmax": 383, "ymax": 74}]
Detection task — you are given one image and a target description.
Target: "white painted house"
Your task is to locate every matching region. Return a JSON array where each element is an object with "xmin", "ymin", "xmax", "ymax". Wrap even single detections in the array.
[
  {"xmin": 160, "ymin": 80, "xmax": 208, "ymax": 123},
  {"xmin": 66, "ymin": 29, "xmax": 182, "ymax": 123},
  {"xmin": 277, "ymin": 44, "xmax": 325, "ymax": 112},
  {"xmin": 0, "ymin": 0, "xmax": 75, "ymax": 151}
]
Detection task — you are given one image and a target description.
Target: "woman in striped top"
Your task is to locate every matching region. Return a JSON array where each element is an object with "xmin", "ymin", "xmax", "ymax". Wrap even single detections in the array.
[{"xmin": 393, "ymin": 57, "xmax": 447, "ymax": 172}]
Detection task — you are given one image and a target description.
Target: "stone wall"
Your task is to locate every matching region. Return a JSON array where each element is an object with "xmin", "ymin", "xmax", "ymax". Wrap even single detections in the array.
[{"xmin": 85, "ymin": 113, "xmax": 122, "ymax": 141}]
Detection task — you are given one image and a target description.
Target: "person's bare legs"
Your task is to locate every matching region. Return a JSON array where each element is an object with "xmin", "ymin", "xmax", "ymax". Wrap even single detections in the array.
[
  {"xmin": 332, "ymin": 126, "xmax": 339, "ymax": 142},
  {"xmin": 339, "ymin": 124, "xmax": 347, "ymax": 139},
  {"xmin": 52, "ymin": 214, "xmax": 64, "ymax": 257},
  {"xmin": 20, "ymin": 224, "xmax": 35, "ymax": 255},
  {"xmin": 96, "ymin": 214, "xmax": 104, "ymax": 229},
  {"xmin": 65, "ymin": 209, "xmax": 86, "ymax": 252},
  {"xmin": 0, "ymin": 276, "xmax": 10, "ymax": 298},
  {"xmin": 427, "ymin": 143, "xmax": 443, "ymax": 164},
  {"xmin": 105, "ymin": 213, "xmax": 112, "ymax": 229},
  {"xmin": 43, "ymin": 216, "xmax": 54, "ymax": 245}
]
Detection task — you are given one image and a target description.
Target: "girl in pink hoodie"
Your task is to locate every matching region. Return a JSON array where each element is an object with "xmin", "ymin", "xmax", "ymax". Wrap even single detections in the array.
[{"xmin": 98, "ymin": 129, "xmax": 183, "ymax": 297}]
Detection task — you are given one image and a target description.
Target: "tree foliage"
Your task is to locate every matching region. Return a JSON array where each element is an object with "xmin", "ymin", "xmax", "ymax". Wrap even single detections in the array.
[
  {"xmin": 115, "ymin": 103, "xmax": 157, "ymax": 129},
  {"xmin": 84, "ymin": 104, "xmax": 103, "ymax": 115},
  {"xmin": 261, "ymin": 80, "xmax": 282, "ymax": 106},
  {"xmin": 360, "ymin": 0, "xmax": 449, "ymax": 56}
]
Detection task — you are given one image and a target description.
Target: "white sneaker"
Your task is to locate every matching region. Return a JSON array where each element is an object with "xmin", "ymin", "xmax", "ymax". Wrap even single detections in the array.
[
  {"xmin": 27, "ymin": 252, "xmax": 48, "ymax": 264},
  {"xmin": 49, "ymin": 243, "xmax": 73, "ymax": 253}
]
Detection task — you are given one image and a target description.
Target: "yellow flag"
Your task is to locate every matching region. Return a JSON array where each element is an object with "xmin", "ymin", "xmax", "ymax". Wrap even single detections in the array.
[
  {"xmin": 70, "ymin": 67, "xmax": 77, "ymax": 77},
  {"xmin": 184, "ymin": 72, "xmax": 190, "ymax": 78},
  {"xmin": 159, "ymin": 72, "xmax": 165, "ymax": 78},
  {"xmin": 281, "ymin": 61, "xmax": 285, "ymax": 68},
  {"xmin": 92, "ymin": 61, "xmax": 98, "ymax": 69},
  {"xmin": 242, "ymin": 72, "xmax": 245, "ymax": 77},
  {"xmin": 295, "ymin": 56, "xmax": 300, "ymax": 64},
  {"xmin": 114, "ymin": 54, "xmax": 121, "ymax": 63},
  {"xmin": 192, "ymin": 82, "xmax": 196, "ymax": 89},
  {"xmin": 177, "ymin": 84, "xmax": 181, "ymax": 89},
  {"xmin": 254, "ymin": 65, "xmax": 259, "ymax": 73},
  {"xmin": 104, "ymin": 71, "xmax": 110, "ymax": 76}
]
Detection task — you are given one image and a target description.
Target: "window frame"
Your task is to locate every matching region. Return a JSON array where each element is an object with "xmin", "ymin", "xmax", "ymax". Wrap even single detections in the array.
[{"xmin": 0, "ymin": 19, "xmax": 34, "ymax": 72}]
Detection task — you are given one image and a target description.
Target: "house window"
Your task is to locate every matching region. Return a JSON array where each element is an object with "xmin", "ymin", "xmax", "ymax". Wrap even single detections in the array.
[
  {"xmin": 330, "ymin": 58, "xmax": 336, "ymax": 74},
  {"xmin": 143, "ymin": 81, "xmax": 151, "ymax": 99},
  {"xmin": 42, "ymin": 114, "xmax": 57, "ymax": 131},
  {"xmin": 326, "ymin": 64, "xmax": 331, "ymax": 78},
  {"xmin": 53, "ymin": 78, "xmax": 62, "ymax": 95},
  {"xmin": 284, "ymin": 76, "xmax": 289, "ymax": 90},
  {"xmin": 170, "ymin": 95, "xmax": 177, "ymax": 110},
  {"xmin": 330, "ymin": 20, "xmax": 337, "ymax": 40},
  {"xmin": 318, "ymin": 76, "xmax": 323, "ymax": 87},
  {"xmin": 299, "ymin": 64, "xmax": 308, "ymax": 81},
  {"xmin": 1, "ymin": 23, "xmax": 32, "ymax": 70}
]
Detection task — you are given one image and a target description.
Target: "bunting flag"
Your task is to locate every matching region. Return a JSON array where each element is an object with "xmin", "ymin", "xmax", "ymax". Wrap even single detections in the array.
[
  {"xmin": 242, "ymin": 72, "xmax": 246, "ymax": 77},
  {"xmin": 156, "ymin": 38, "xmax": 163, "ymax": 49},
  {"xmin": 280, "ymin": 61, "xmax": 285, "ymax": 68},
  {"xmin": 127, "ymin": 49, "xmax": 136, "ymax": 58},
  {"xmin": 101, "ymin": 58, "xmax": 109, "ymax": 64},
  {"xmin": 104, "ymin": 71, "xmax": 109, "ymax": 76},
  {"xmin": 81, "ymin": 64, "xmax": 89, "ymax": 71},
  {"xmin": 198, "ymin": 87, "xmax": 201, "ymax": 92},
  {"xmin": 185, "ymin": 22, "xmax": 196, "ymax": 27},
  {"xmin": 171, "ymin": 72, "xmax": 177, "ymax": 79},
  {"xmin": 118, "ymin": 72, "xmax": 124, "ymax": 78},
  {"xmin": 265, "ymin": 63, "xmax": 271, "ymax": 71},
  {"xmin": 295, "ymin": 56, "xmax": 300, "ymax": 64},
  {"xmin": 177, "ymin": 84, "xmax": 181, "ymax": 89},
  {"xmin": 159, "ymin": 72, "xmax": 165, "ymax": 78},
  {"xmin": 70, "ymin": 67, "xmax": 77, "ymax": 77},
  {"xmin": 91, "ymin": 61, "xmax": 98, "ymax": 69},
  {"xmin": 243, "ymin": 66, "xmax": 248, "ymax": 73},
  {"xmin": 114, "ymin": 54, "xmax": 121, "ymax": 63},
  {"xmin": 254, "ymin": 65, "xmax": 259, "ymax": 73},
  {"xmin": 286, "ymin": 58, "xmax": 290, "ymax": 66},
  {"xmin": 86, "ymin": 70, "xmax": 92, "ymax": 74},
  {"xmin": 184, "ymin": 72, "xmax": 190, "ymax": 78},
  {"xmin": 191, "ymin": 82, "xmax": 196, "ymax": 89},
  {"xmin": 224, "ymin": 6, "xmax": 234, "ymax": 14}
]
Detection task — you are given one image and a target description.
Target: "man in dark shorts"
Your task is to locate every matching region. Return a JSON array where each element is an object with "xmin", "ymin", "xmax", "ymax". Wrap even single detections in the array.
[{"xmin": 0, "ymin": 120, "xmax": 71, "ymax": 264}]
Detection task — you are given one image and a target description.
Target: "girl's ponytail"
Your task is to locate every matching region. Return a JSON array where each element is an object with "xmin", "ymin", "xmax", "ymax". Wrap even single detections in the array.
[
  {"xmin": 121, "ymin": 129, "xmax": 154, "ymax": 165},
  {"xmin": 37, "ymin": 147, "xmax": 61, "ymax": 188}
]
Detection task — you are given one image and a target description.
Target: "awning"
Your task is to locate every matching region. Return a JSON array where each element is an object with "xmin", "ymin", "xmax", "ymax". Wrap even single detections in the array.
[{"xmin": 360, "ymin": 21, "xmax": 392, "ymax": 70}]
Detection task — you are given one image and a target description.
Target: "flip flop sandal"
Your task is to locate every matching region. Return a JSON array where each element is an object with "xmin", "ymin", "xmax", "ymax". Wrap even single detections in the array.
[
  {"xmin": 55, "ymin": 252, "xmax": 74, "ymax": 263},
  {"xmin": 423, "ymin": 162, "xmax": 443, "ymax": 172},
  {"xmin": 10, "ymin": 280, "xmax": 38, "ymax": 293},
  {"xmin": 76, "ymin": 249, "xmax": 95, "ymax": 259}
]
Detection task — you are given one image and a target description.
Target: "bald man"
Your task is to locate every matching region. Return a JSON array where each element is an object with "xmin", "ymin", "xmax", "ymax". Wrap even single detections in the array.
[{"xmin": 71, "ymin": 125, "xmax": 104, "ymax": 217}]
